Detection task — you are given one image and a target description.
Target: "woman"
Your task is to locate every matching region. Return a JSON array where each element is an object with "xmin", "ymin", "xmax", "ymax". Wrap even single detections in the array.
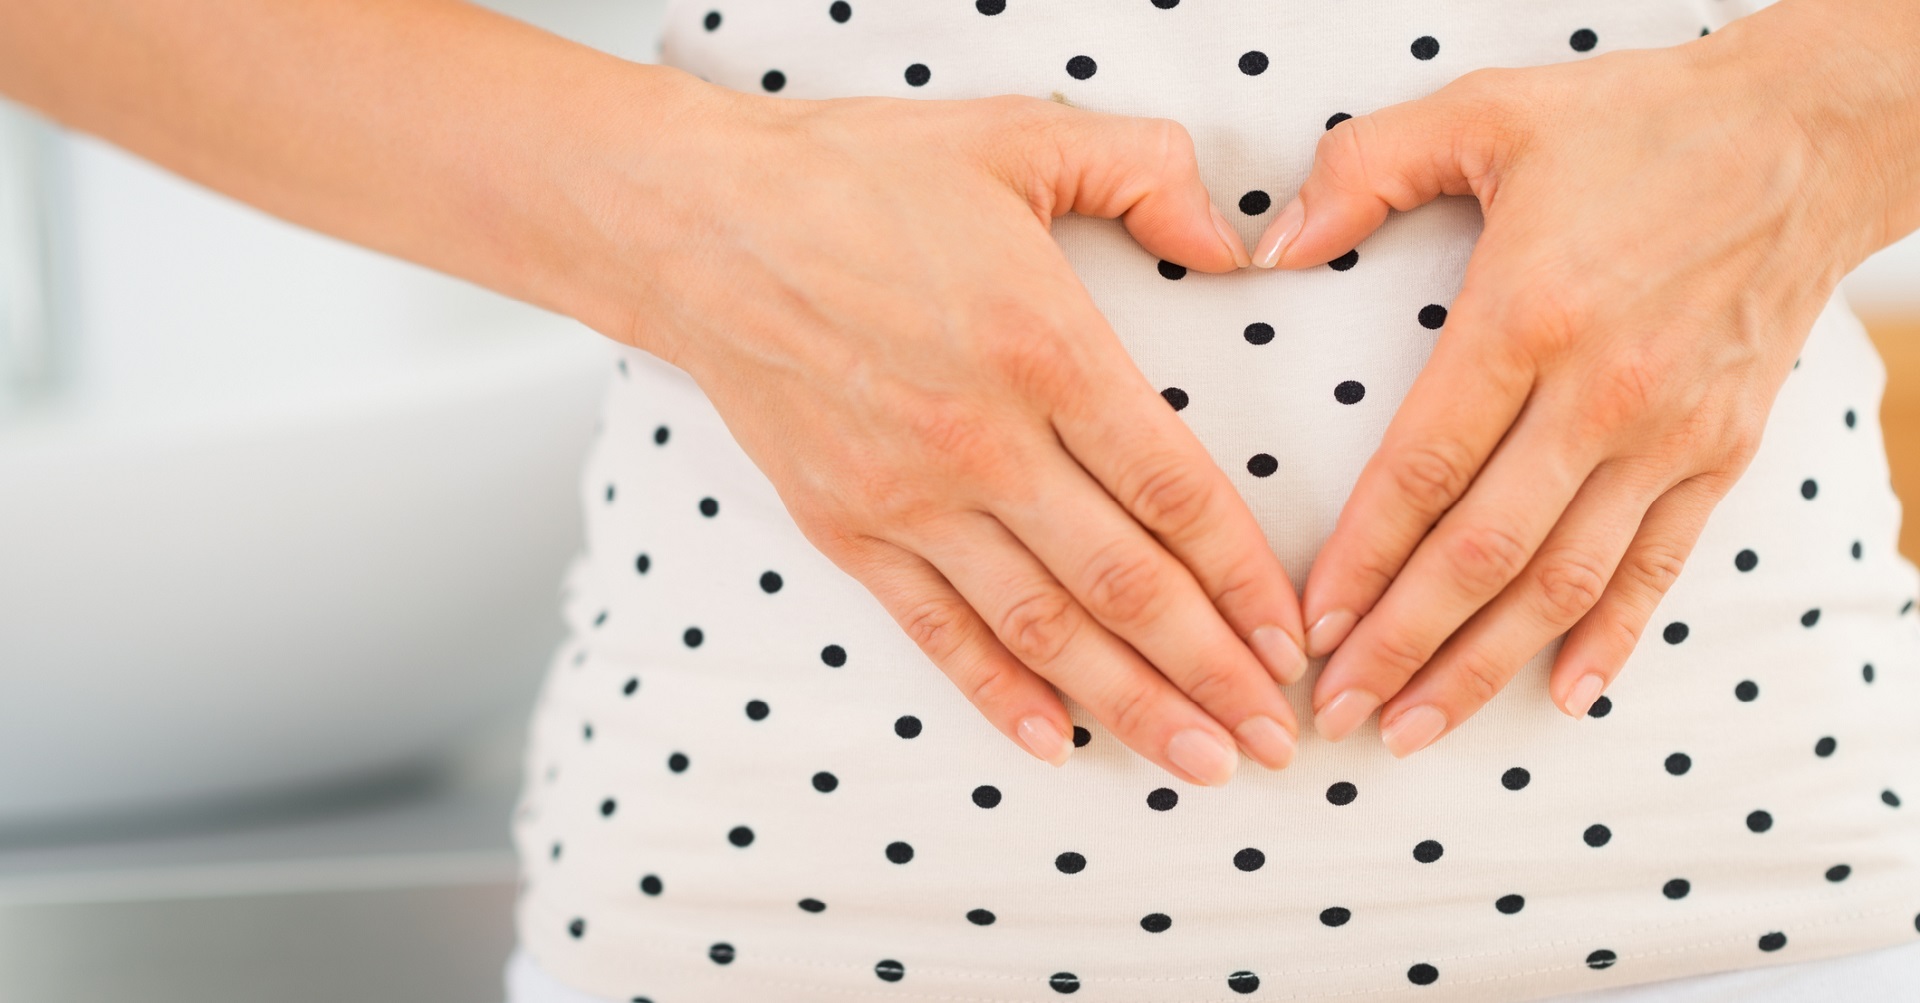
[{"xmin": 5, "ymin": 0, "xmax": 1917, "ymax": 1000}]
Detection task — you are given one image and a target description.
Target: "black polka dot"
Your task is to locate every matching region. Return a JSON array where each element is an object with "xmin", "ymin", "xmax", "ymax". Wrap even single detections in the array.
[
  {"xmin": 1759, "ymin": 932, "xmax": 1787, "ymax": 952},
  {"xmin": 1151, "ymin": 0, "xmax": 1178, "ymax": 7},
  {"xmin": 886, "ymin": 841, "xmax": 915, "ymax": 864},
  {"xmin": 1815, "ymin": 736, "xmax": 1836, "ymax": 757},
  {"xmin": 550, "ymin": 842, "xmax": 562, "ymax": 860},
  {"xmin": 894, "ymin": 715, "xmax": 922, "ymax": 738},
  {"xmin": 640, "ymin": 874, "xmax": 662, "ymax": 895},
  {"xmin": 745, "ymin": 699, "xmax": 770, "ymax": 721},
  {"xmin": 1864, "ymin": 663, "xmax": 1876, "ymax": 683},
  {"xmin": 828, "ymin": 0, "xmax": 851, "ymax": 21},
  {"xmin": 875, "ymin": 959, "xmax": 905, "ymax": 982},
  {"xmin": 709, "ymin": 942, "xmax": 735, "ymax": 964},
  {"xmin": 1228, "ymin": 971, "xmax": 1261, "ymax": 994},
  {"xmin": 569, "ymin": 918, "xmax": 586, "ymax": 938},
  {"xmin": 812, "ymin": 771, "xmax": 838, "ymax": 792},
  {"xmin": 1802, "ymin": 608, "xmax": 1822, "ymax": 627},
  {"xmin": 582, "ymin": 722, "xmax": 594, "ymax": 741},
  {"xmin": 653, "ymin": 424, "xmax": 670, "ymax": 445},
  {"xmin": 904, "ymin": 63, "xmax": 930, "ymax": 86},
  {"xmin": 1588, "ymin": 695, "xmax": 1613, "ymax": 718},
  {"xmin": 760, "ymin": 70, "xmax": 785, "ymax": 92},
  {"xmin": 600, "ymin": 798, "xmax": 617, "ymax": 818},
  {"xmin": 1319, "ymin": 907, "xmax": 1351, "ymax": 927},
  {"xmin": 1161, "ymin": 387, "xmax": 1189, "ymax": 410},
  {"xmin": 1146, "ymin": 787, "xmax": 1179, "ymax": 811},
  {"xmin": 1413, "ymin": 840, "xmax": 1444, "ymax": 863},
  {"xmin": 1334, "ymin": 380, "xmax": 1367, "ymax": 405},
  {"xmin": 1735, "ymin": 549, "xmax": 1758, "ymax": 571},
  {"xmin": 1663, "ymin": 622, "xmax": 1689, "ymax": 644},
  {"xmin": 1735, "ymin": 680, "xmax": 1760, "ymax": 702},
  {"xmin": 1418, "ymin": 304, "xmax": 1448, "ymax": 329},
  {"xmin": 1663, "ymin": 878, "xmax": 1691, "ymax": 899},
  {"xmin": 1049, "ymin": 972, "xmax": 1080, "ymax": 994},
  {"xmin": 1586, "ymin": 949, "xmax": 1617, "ymax": 970},
  {"xmin": 1329, "ymin": 249, "xmax": 1360, "ymax": 271},
  {"xmin": 702, "ymin": 10, "xmax": 721, "ymax": 30},
  {"xmin": 1158, "ymin": 260, "xmax": 1187, "ymax": 280},
  {"xmin": 1843, "ymin": 407, "xmax": 1858, "ymax": 428},
  {"xmin": 1501, "ymin": 767, "xmax": 1531, "ymax": 791},
  {"xmin": 593, "ymin": 610, "xmax": 608, "ymax": 628},
  {"xmin": 1248, "ymin": 453, "xmax": 1279, "ymax": 477},
  {"xmin": 1239, "ymin": 190, "xmax": 1271, "ymax": 215},
  {"xmin": 1408, "ymin": 963, "xmax": 1439, "ymax": 986},
  {"xmin": 1665, "ymin": 752, "xmax": 1692, "ymax": 775},
  {"xmin": 967, "ymin": 908, "xmax": 996, "ymax": 925},
  {"xmin": 799, "ymin": 897, "xmax": 827, "ymax": 912},
  {"xmin": 1584, "ymin": 824, "xmax": 1612, "ymax": 847},
  {"xmin": 1244, "ymin": 322, "xmax": 1276, "ymax": 345},
  {"xmin": 699, "ymin": 497, "xmax": 720, "ymax": 518},
  {"xmin": 1141, "ymin": 912, "xmax": 1173, "ymax": 932},
  {"xmin": 1853, "ymin": 540, "xmax": 1865, "ymax": 560},
  {"xmin": 729, "ymin": 825, "xmax": 754, "ymax": 847},
  {"xmin": 636, "ymin": 553, "xmax": 651, "ymax": 574},
  {"xmin": 1234, "ymin": 847, "xmax": 1266, "ymax": 872},
  {"xmin": 1065, "ymin": 55, "xmax": 1097, "ymax": 80},
  {"xmin": 975, "ymin": 0, "xmax": 1004, "ymax": 13},
  {"xmin": 1073, "ymin": 726, "xmax": 1092, "ymax": 747},
  {"xmin": 1055, "ymin": 851, "xmax": 1087, "ymax": 874},
  {"xmin": 605, "ymin": 484, "xmax": 616, "ymax": 503},
  {"xmin": 1826, "ymin": 864, "xmax": 1852, "ymax": 882},
  {"xmin": 1884, "ymin": 789, "xmax": 1902, "ymax": 807},
  {"xmin": 1325, "ymin": 112, "xmax": 1352, "ymax": 130},
  {"xmin": 1327, "ymin": 781, "xmax": 1358, "ymax": 805},
  {"xmin": 1496, "ymin": 894, "xmax": 1525, "ymax": 915},
  {"xmin": 1747, "ymin": 810, "xmax": 1774, "ymax": 833},
  {"xmin": 683, "ymin": 627, "xmax": 704, "ymax": 648},
  {"xmin": 972, "ymin": 785, "xmax": 1001, "ymax": 808},
  {"xmin": 759, "ymin": 571, "xmax": 783, "ymax": 593},
  {"xmin": 1238, "ymin": 51, "xmax": 1269, "ymax": 75},
  {"xmin": 1569, "ymin": 28, "xmax": 1599, "ymax": 52},
  {"xmin": 1801, "ymin": 479, "xmax": 1818, "ymax": 499},
  {"xmin": 669, "ymin": 752, "xmax": 689, "ymax": 773},
  {"xmin": 821, "ymin": 644, "xmax": 848, "ymax": 667},
  {"xmin": 1410, "ymin": 36, "xmax": 1440, "ymax": 60}
]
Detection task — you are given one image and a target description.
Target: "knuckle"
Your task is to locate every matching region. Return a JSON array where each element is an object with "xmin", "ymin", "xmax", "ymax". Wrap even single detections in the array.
[
  {"xmin": 1531, "ymin": 548, "xmax": 1612, "ymax": 623},
  {"xmin": 1503, "ymin": 281, "xmax": 1594, "ymax": 361},
  {"xmin": 1444, "ymin": 646, "xmax": 1511, "ymax": 707},
  {"xmin": 1175, "ymin": 658, "xmax": 1246, "ymax": 710},
  {"xmin": 1080, "ymin": 542, "xmax": 1167, "ymax": 629},
  {"xmin": 959, "ymin": 660, "xmax": 1022, "ymax": 713},
  {"xmin": 1389, "ymin": 439, "xmax": 1480, "ymax": 514},
  {"xmin": 897, "ymin": 593, "xmax": 974, "ymax": 664},
  {"xmin": 980, "ymin": 322, "xmax": 1075, "ymax": 401},
  {"xmin": 1121, "ymin": 457, "xmax": 1215, "ymax": 538},
  {"xmin": 1621, "ymin": 539, "xmax": 1689, "ymax": 596},
  {"xmin": 995, "ymin": 588, "xmax": 1082, "ymax": 668},
  {"xmin": 1441, "ymin": 522, "xmax": 1534, "ymax": 595},
  {"xmin": 902, "ymin": 398, "xmax": 1004, "ymax": 480},
  {"xmin": 1101, "ymin": 679, "xmax": 1160, "ymax": 742},
  {"xmin": 1368, "ymin": 629, "xmax": 1434, "ymax": 683}
]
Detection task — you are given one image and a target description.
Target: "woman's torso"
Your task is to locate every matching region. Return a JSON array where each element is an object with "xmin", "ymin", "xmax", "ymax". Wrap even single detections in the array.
[{"xmin": 509, "ymin": 2, "xmax": 1920, "ymax": 1000}]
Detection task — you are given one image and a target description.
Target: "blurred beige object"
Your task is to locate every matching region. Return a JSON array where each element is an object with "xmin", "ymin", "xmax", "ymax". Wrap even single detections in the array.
[{"xmin": 1864, "ymin": 316, "xmax": 1920, "ymax": 562}]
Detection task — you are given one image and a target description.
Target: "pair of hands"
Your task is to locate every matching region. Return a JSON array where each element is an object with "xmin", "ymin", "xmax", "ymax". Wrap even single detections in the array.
[{"xmin": 632, "ymin": 10, "xmax": 1889, "ymax": 787}]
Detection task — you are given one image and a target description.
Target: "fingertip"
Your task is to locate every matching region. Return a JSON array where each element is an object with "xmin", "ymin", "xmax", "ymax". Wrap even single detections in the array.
[
  {"xmin": 1305, "ymin": 609, "xmax": 1358, "ymax": 659},
  {"xmin": 1210, "ymin": 203, "xmax": 1252, "ymax": 269},
  {"xmin": 1559, "ymin": 672, "xmax": 1606, "ymax": 720},
  {"xmin": 1249, "ymin": 624, "xmax": 1309, "ymax": 686},
  {"xmin": 1016, "ymin": 714, "xmax": 1074, "ymax": 766}
]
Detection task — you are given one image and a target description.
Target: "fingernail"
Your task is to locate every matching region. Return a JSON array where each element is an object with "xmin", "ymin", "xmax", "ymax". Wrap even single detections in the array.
[
  {"xmin": 1232, "ymin": 715, "xmax": 1297, "ymax": 770},
  {"xmin": 1564, "ymin": 673, "xmax": 1606, "ymax": 719},
  {"xmin": 1306, "ymin": 609, "xmax": 1358, "ymax": 658},
  {"xmin": 1210, "ymin": 204, "xmax": 1252, "ymax": 269},
  {"xmin": 1167, "ymin": 727, "xmax": 1239, "ymax": 786},
  {"xmin": 1313, "ymin": 689, "xmax": 1381, "ymax": 743},
  {"xmin": 1017, "ymin": 716, "xmax": 1072, "ymax": 766},
  {"xmin": 1380, "ymin": 705, "xmax": 1447, "ymax": 758},
  {"xmin": 1252, "ymin": 196, "xmax": 1304, "ymax": 269},
  {"xmin": 1249, "ymin": 625, "xmax": 1309, "ymax": 686}
]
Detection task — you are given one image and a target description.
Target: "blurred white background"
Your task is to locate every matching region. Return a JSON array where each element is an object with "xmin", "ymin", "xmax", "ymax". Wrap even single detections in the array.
[{"xmin": 2, "ymin": 2, "xmax": 1918, "ymax": 1001}]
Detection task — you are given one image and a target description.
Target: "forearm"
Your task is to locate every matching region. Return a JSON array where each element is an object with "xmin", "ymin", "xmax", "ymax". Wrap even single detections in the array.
[
  {"xmin": 0, "ymin": 0, "xmax": 702, "ymax": 347},
  {"xmin": 1705, "ymin": 0, "xmax": 1920, "ymax": 272}
]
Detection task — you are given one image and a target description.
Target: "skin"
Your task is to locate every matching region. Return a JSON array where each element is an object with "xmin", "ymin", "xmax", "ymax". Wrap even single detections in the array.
[{"xmin": 3, "ymin": 0, "xmax": 1916, "ymax": 782}]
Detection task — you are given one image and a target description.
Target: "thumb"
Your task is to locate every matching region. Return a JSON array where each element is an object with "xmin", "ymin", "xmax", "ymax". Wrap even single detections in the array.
[
  {"xmin": 1030, "ymin": 103, "xmax": 1250, "ymax": 272},
  {"xmin": 1252, "ymin": 84, "xmax": 1509, "ymax": 270}
]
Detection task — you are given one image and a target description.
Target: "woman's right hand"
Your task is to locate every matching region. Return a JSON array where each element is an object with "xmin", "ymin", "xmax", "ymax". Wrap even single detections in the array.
[{"xmin": 614, "ymin": 78, "xmax": 1308, "ymax": 785}]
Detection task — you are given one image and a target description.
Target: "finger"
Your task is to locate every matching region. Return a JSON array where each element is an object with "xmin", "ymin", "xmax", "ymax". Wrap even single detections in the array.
[
  {"xmin": 904, "ymin": 508, "xmax": 1259, "ymax": 785},
  {"xmin": 1043, "ymin": 307, "xmax": 1310, "ymax": 690},
  {"xmin": 1020, "ymin": 98, "xmax": 1250, "ymax": 270},
  {"xmin": 841, "ymin": 533, "xmax": 1076, "ymax": 766},
  {"xmin": 1311, "ymin": 398, "xmax": 1603, "ymax": 742},
  {"xmin": 1374, "ymin": 459, "xmax": 1666, "ymax": 756},
  {"xmin": 1250, "ymin": 74, "xmax": 1509, "ymax": 269},
  {"xmin": 1298, "ymin": 293, "xmax": 1536, "ymax": 658},
  {"xmin": 988, "ymin": 446, "xmax": 1303, "ymax": 769},
  {"xmin": 1551, "ymin": 474, "xmax": 1727, "ymax": 716}
]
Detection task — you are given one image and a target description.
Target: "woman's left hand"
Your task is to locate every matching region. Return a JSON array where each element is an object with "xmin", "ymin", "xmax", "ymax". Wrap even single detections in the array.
[{"xmin": 1252, "ymin": 7, "xmax": 1912, "ymax": 757}]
